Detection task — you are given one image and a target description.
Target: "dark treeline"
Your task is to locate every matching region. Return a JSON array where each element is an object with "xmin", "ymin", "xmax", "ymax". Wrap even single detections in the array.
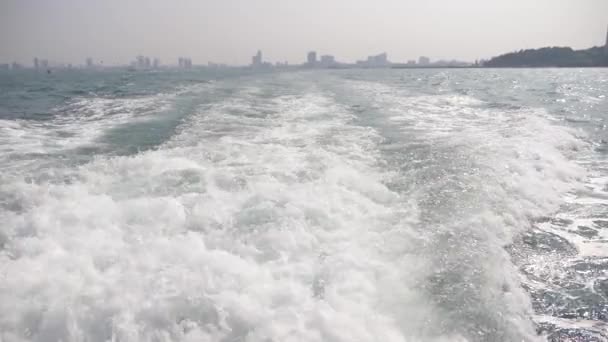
[{"xmin": 484, "ymin": 46, "xmax": 608, "ymax": 67}]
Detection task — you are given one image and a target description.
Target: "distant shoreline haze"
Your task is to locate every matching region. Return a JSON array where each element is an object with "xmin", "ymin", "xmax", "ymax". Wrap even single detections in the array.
[{"xmin": 2, "ymin": 26, "xmax": 607, "ymax": 70}]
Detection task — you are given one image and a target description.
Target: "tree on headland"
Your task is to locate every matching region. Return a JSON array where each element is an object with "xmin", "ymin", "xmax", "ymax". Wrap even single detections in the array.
[{"xmin": 484, "ymin": 46, "xmax": 607, "ymax": 68}]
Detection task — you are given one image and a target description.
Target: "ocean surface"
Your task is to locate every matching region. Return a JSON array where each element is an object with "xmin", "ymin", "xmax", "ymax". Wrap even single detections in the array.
[{"xmin": 0, "ymin": 68, "xmax": 607, "ymax": 342}]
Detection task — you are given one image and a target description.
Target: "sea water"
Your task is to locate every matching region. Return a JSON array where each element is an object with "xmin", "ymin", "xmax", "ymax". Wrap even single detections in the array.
[{"xmin": 0, "ymin": 68, "xmax": 607, "ymax": 341}]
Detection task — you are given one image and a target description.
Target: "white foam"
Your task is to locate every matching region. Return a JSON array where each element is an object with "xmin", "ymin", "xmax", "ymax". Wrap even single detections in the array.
[
  {"xmin": 344, "ymin": 79, "xmax": 590, "ymax": 339},
  {"xmin": 534, "ymin": 315, "xmax": 608, "ymax": 337},
  {"xmin": 348, "ymin": 79, "xmax": 586, "ymax": 236},
  {"xmin": 1, "ymin": 87, "xmax": 444, "ymax": 341},
  {"xmin": 0, "ymin": 74, "xmax": 591, "ymax": 342},
  {"xmin": 0, "ymin": 86, "xmax": 201, "ymax": 177}
]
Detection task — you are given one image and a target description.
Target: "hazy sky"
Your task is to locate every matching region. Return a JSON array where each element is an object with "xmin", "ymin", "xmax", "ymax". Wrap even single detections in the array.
[{"xmin": 1, "ymin": 0, "xmax": 607, "ymax": 66}]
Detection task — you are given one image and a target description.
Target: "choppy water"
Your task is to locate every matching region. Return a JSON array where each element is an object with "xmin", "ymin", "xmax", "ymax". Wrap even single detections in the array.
[{"xmin": 0, "ymin": 68, "xmax": 607, "ymax": 342}]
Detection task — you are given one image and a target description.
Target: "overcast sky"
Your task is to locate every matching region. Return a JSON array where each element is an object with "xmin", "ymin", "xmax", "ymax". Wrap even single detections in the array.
[{"xmin": 1, "ymin": 0, "xmax": 607, "ymax": 66}]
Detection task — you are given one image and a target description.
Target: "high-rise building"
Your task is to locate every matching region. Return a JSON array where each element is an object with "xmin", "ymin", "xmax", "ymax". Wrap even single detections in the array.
[
  {"xmin": 153, "ymin": 58, "xmax": 160, "ymax": 68},
  {"xmin": 320, "ymin": 55, "xmax": 334, "ymax": 63},
  {"xmin": 319, "ymin": 55, "xmax": 335, "ymax": 67},
  {"xmin": 86, "ymin": 57, "xmax": 94, "ymax": 68},
  {"xmin": 370, "ymin": 53, "xmax": 388, "ymax": 66},
  {"xmin": 605, "ymin": 24, "xmax": 608, "ymax": 56},
  {"xmin": 136, "ymin": 55, "xmax": 146, "ymax": 69},
  {"xmin": 356, "ymin": 53, "xmax": 389, "ymax": 67},
  {"xmin": 251, "ymin": 50, "xmax": 263, "ymax": 67},
  {"xmin": 34, "ymin": 57, "xmax": 39, "ymax": 69},
  {"xmin": 307, "ymin": 51, "xmax": 317, "ymax": 66},
  {"xmin": 418, "ymin": 56, "xmax": 431, "ymax": 65},
  {"xmin": 178, "ymin": 57, "xmax": 192, "ymax": 68}
]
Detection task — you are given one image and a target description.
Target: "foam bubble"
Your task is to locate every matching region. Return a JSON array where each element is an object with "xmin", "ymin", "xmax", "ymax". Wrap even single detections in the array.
[
  {"xmin": 1, "ymin": 87, "xmax": 436, "ymax": 341},
  {"xmin": 0, "ymin": 72, "xmax": 592, "ymax": 342}
]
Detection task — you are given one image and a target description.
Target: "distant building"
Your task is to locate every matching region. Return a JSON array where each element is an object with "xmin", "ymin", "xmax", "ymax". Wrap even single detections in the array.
[
  {"xmin": 137, "ymin": 55, "xmax": 146, "ymax": 68},
  {"xmin": 307, "ymin": 51, "xmax": 317, "ymax": 66},
  {"xmin": 320, "ymin": 55, "xmax": 334, "ymax": 63},
  {"xmin": 407, "ymin": 60, "xmax": 416, "ymax": 65},
  {"xmin": 319, "ymin": 55, "xmax": 336, "ymax": 68},
  {"xmin": 605, "ymin": 24, "xmax": 608, "ymax": 56},
  {"xmin": 40, "ymin": 59, "xmax": 49, "ymax": 69},
  {"xmin": 86, "ymin": 57, "xmax": 94, "ymax": 68},
  {"xmin": 177, "ymin": 57, "xmax": 192, "ymax": 68},
  {"xmin": 11, "ymin": 62, "xmax": 23, "ymax": 70},
  {"xmin": 251, "ymin": 50, "xmax": 263, "ymax": 67},
  {"xmin": 34, "ymin": 57, "xmax": 39, "ymax": 69},
  {"xmin": 0, "ymin": 64, "xmax": 9, "ymax": 71},
  {"xmin": 418, "ymin": 56, "xmax": 431, "ymax": 65},
  {"xmin": 357, "ymin": 53, "xmax": 389, "ymax": 67},
  {"xmin": 153, "ymin": 58, "xmax": 160, "ymax": 68},
  {"xmin": 370, "ymin": 52, "xmax": 388, "ymax": 66}
]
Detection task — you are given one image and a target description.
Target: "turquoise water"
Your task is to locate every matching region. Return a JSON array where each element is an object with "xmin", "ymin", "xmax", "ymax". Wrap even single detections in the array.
[{"xmin": 0, "ymin": 68, "xmax": 607, "ymax": 341}]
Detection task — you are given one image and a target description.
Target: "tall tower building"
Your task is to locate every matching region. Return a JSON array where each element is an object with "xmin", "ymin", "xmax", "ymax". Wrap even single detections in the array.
[
  {"xmin": 605, "ymin": 24, "xmax": 608, "ymax": 56},
  {"xmin": 307, "ymin": 51, "xmax": 317, "ymax": 66},
  {"xmin": 251, "ymin": 50, "xmax": 262, "ymax": 67}
]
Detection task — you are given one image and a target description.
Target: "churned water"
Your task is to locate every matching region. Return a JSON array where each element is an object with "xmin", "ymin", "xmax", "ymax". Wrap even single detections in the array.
[{"xmin": 0, "ymin": 68, "xmax": 607, "ymax": 341}]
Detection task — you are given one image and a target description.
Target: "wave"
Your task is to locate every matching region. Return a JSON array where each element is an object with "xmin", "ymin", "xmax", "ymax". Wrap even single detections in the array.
[
  {"xmin": 335, "ymin": 79, "xmax": 589, "ymax": 340},
  {"xmin": 0, "ymin": 71, "xmax": 596, "ymax": 341}
]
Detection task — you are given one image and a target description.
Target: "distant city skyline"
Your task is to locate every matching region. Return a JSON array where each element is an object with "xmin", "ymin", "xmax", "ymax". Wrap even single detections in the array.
[
  {"xmin": 11, "ymin": 22, "xmax": 608, "ymax": 70},
  {"xmin": 1, "ymin": 0, "xmax": 607, "ymax": 66}
]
